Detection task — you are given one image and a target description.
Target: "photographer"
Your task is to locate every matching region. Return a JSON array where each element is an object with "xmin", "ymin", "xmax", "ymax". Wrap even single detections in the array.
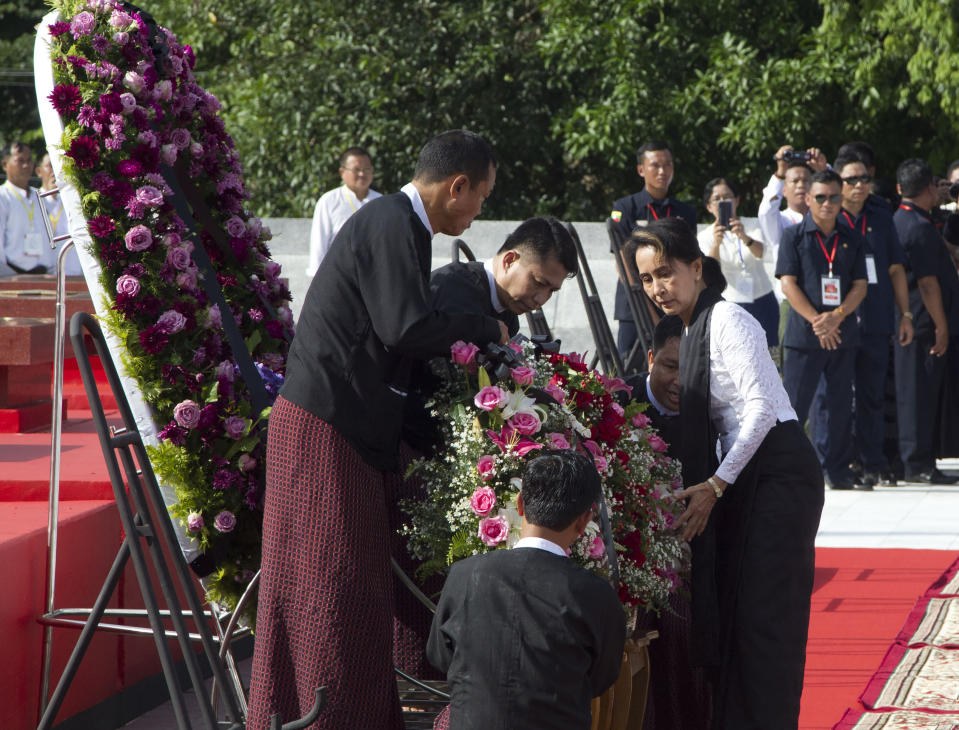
[{"xmin": 757, "ymin": 144, "xmax": 828, "ymax": 256}]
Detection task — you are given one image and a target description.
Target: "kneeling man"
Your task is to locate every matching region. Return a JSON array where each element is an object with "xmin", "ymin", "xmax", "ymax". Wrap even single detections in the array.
[{"xmin": 427, "ymin": 450, "xmax": 626, "ymax": 730}]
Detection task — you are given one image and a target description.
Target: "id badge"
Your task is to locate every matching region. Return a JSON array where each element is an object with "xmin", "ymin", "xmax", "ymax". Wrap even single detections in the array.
[
  {"xmin": 865, "ymin": 255, "xmax": 878, "ymax": 284},
  {"xmin": 635, "ymin": 219, "xmax": 648, "ymax": 228},
  {"xmin": 23, "ymin": 232, "xmax": 43, "ymax": 257},
  {"xmin": 821, "ymin": 276, "xmax": 841, "ymax": 307}
]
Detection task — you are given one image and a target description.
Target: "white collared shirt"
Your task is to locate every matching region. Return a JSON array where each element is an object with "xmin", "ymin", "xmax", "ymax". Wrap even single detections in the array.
[
  {"xmin": 483, "ymin": 259, "xmax": 506, "ymax": 313},
  {"xmin": 697, "ymin": 223, "xmax": 773, "ymax": 303},
  {"xmin": 401, "ymin": 182, "xmax": 433, "ymax": 239},
  {"xmin": 306, "ymin": 183, "xmax": 382, "ymax": 276},
  {"xmin": 513, "ymin": 536, "xmax": 567, "ymax": 557},
  {"xmin": 0, "ymin": 180, "xmax": 50, "ymax": 273},
  {"xmin": 645, "ymin": 377, "xmax": 678, "ymax": 417}
]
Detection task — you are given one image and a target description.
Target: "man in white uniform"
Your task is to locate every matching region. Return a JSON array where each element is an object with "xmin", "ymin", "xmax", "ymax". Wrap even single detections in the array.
[
  {"xmin": 306, "ymin": 146, "xmax": 382, "ymax": 277},
  {"xmin": 0, "ymin": 141, "xmax": 47, "ymax": 275},
  {"xmin": 36, "ymin": 153, "xmax": 82, "ymax": 275}
]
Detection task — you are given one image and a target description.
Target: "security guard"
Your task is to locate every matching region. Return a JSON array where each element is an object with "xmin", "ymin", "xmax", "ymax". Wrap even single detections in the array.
[
  {"xmin": 777, "ymin": 169, "xmax": 868, "ymax": 490},
  {"xmin": 610, "ymin": 140, "xmax": 696, "ymax": 357}
]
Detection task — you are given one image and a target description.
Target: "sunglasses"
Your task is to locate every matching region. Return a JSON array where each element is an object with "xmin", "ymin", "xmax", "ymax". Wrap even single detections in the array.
[
  {"xmin": 812, "ymin": 193, "xmax": 842, "ymax": 205},
  {"xmin": 841, "ymin": 174, "xmax": 872, "ymax": 186}
]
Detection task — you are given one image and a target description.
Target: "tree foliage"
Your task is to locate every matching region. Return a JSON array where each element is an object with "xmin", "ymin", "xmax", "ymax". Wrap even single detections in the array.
[{"xmin": 6, "ymin": 0, "xmax": 959, "ymax": 220}]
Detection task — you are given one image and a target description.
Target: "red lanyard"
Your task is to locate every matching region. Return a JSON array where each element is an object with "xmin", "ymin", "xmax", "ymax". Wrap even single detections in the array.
[
  {"xmin": 647, "ymin": 203, "xmax": 671, "ymax": 221},
  {"xmin": 898, "ymin": 203, "xmax": 914, "ymax": 212},
  {"xmin": 815, "ymin": 230, "xmax": 839, "ymax": 277},
  {"xmin": 841, "ymin": 210, "xmax": 866, "ymax": 236}
]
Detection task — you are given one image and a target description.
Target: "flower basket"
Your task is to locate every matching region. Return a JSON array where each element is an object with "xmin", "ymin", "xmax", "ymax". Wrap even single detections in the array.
[{"xmin": 590, "ymin": 630, "xmax": 659, "ymax": 730}]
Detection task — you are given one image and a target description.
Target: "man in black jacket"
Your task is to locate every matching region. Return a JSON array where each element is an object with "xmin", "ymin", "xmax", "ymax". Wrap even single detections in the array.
[
  {"xmin": 248, "ymin": 130, "xmax": 509, "ymax": 730},
  {"xmin": 430, "ymin": 216, "xmax": 577, "ymax": 337},
  {"xmin": 427, "ymin": 450, "xmax": 626, "ymax": 730}
]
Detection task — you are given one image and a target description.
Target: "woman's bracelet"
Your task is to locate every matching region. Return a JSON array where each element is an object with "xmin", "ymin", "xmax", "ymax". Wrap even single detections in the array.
[{"xmin": 707, "ymin": 476, "xmax": 724, "ymax": 498}]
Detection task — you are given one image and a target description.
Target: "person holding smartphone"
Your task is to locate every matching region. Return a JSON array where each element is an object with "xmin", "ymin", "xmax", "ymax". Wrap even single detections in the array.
[{"xmin": 697, "ymin": 178, "xmax": 780, "ymax": 346}]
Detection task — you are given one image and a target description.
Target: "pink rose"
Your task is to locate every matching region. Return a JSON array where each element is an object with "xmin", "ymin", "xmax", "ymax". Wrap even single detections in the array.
[
  {"xmin": 170, "ymin": 128, "xmax": 192, "ymax": 150},
  {"xmin": 166, "ymin": 246, "xmax": 191, "ymax": 270},
  {"xmin": 124, "ymin": 224, "xmax": 152, "ymax": 251},
  {"xmin": 155, "ymin": 80, "xmax": 173, "ymax": 102},
  {"xmin": 474, "ymin": 385, "xmax": 508, "ymax": 412},
  {"xmin": 507, "ymin": 411, "xmax": 541, "ymax": 436},
  {"xmin": 136, "ymin": 185, "xmax": 164, "ymax": 206},
  {"xmin": 508, "ymin": 342, "xmax": 523, "ymax": 354},
  {"xmin": 450, "ymin": 340, "xmax": 480, "ymax": 366},
  {"xmin": 109, "ymin": 10, "xmax": 134, "ymax": 28},
  {"xmin": 546, "ymin": 432, "xmax": 571, "ymax": 450},
  {"xmin": 214, "ymin": 510, "xmax": 236, "ymax": 533},
  {"xmin": 589, "ymin": 535, "xmax": 606, "ymax": 559},
  {"xmin": 544, "ymin": 384, "xmax": 566, "ymax": 403},
  {"xmin": 238, "ymin": 454, "xmax": 257, "ymax": 472},
  {"xmin": 157, "ymin": 310, "xmax": 186, "ymax": 334},
  {"xmin": 648, "ymin": 434, "xmax": 668, "ymax": 453},
  {"xmin": 206, "ymin": 305, "xmax": 222, "ymax": 329},
  {"xmin": 469, "ymin": 486, "xmax": 497, "ymax": 516},
  {"xmin": 224, "ymin": 416, "xmax": 247, "ymax": 439},
  {"xmin": 70, "ymin": 11, "xmax": 95, "ymax": 35},
  {"xmin": 632, "ymin": 412, "xmax": 651, "ymax": 429},
  {"xmin": 478, "ymin": 515, "xmax": 509, "ymax": 547},
  {"xmin": 476, "ymin": 454, "xmax": 496, "ymax": 481},
  {"xmin": 593, "ymin": 454, "xmax": 609, "ymax": 472},
  {"xmin": 123, "ymin": 71, "xmax": 145, "ymax": 94},
  {"xmin": 116, "ymin": 274, "xmax": 140, "ymax": 297},
  {"xmin": 161, "ymin": 144, "xmax": 178, "ymax": 166},
  {"xmin": 112, "ymin": 31, "xmax": 129, "ymax": 44},
  {"xmin": 583, "ymin": 440, "xmax": 602, "ymax": 458},
  {"xmin": 225, "ymin": 215, "xmax": 246, "ymax": 237},
  {"xmin": 186, "ymin": 511, "xmax": 204, "ymax": 532},
  {"xmin": 119, "ymin": 92, "xmax": 137, "ymax": 113},
  {"xmin": 176, "ymin": 270, "xmax": 198, "ymax": 291},
  {"xmin": 173, "ymin": 399, "xmax": 200, "ymax": 429},
  {"xmin": 510, "ymin": 366, "xmax": 536, "ymax": 386}
]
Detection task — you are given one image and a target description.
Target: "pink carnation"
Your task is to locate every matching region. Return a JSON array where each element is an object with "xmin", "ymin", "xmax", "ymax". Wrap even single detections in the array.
[
  {"xmin": 173, "ymin": 400, "xmax": 200, "ymax": 429},
  {"xmin": 476, "ymin": 454, "xmax": 496, "ymax": 481},
  {"xmin": 478, "ymin": 515, "xmax": 509, "ymax": 547},
  {"xmin": 450, "ymin": 340, "xmax": 480, "ymax": 366},
  {"xmin": 124, "ymin": 225, "xmax": 152, "ymax": 251},
  {"xmin": 546, "ymin": 432, "xmax": 571, "ymax": 450},
  {"xmin": 474, "ymin": 385, "xmax": 508, "ymax": 412},
  {"xmin": 469, "ymin": 486, "xmax": 497, "ymax": 517},
  {"xmin": 510, "ymin": 366, "xmax": 536, "ymax": 386},
  {"xmin": 507, "ymin": 411, "xmax": 541, "ymax": 436}
]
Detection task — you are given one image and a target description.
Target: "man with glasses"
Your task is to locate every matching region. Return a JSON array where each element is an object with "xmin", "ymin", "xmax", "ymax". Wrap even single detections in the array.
[
  {"xmin": 776, "ymin": 169, "xmax": 868, "ymax": 489},
  {"xmin": 893, "ymin": 158, "xmax": 959, "ymax": 484},
  {"xmin": 809, "ymin": 156, "xmax": 913, "ymax": 489},
  {"xmin": 306, "ymin": 146, "xmax": 382, "ymax": 276}
]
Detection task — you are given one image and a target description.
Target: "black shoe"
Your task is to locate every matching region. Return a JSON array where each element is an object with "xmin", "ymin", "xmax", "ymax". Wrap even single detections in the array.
[
  {"xmin": 879, "ymin": 470, "xmax": 898, "ymax": 486},
  {"xmin": 826, "ymin": 477, "xmax": 855, "ymax": 490},
  {"xmin": 912, "ymin": 469, "xmax": 959, "ymax": 485},
  {"xmin": 857, "ymin": 472, "xmax": 878, "ymax": 490}
]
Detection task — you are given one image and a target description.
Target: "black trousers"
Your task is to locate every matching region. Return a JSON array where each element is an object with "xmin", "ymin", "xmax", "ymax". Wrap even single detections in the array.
[
  {"xmin": 710, "ymin": 420, "xmax": 824, "ymax": 730},
  {"xmin": 895, "ymin": 328, "xmax": 946, "ymax": 475}
]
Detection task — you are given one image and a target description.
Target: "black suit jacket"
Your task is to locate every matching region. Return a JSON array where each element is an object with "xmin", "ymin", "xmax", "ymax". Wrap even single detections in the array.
[
  {"xmin": 281, "ymin": 193, "xmax": 502, "ymax": 470},
  {"xmin": 430, "ymin": 260, "xmax": 520, "ymax": 337},
  {"xmin": 427, "ymin": 548, "xmax": 626, "ymax": 730}
]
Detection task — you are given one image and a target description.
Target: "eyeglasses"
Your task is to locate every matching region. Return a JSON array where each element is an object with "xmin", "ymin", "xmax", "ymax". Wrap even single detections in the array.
[
  {"xmin": 344, "ymin": 167, "xmax": 373, "ymax": 175},
  {"xmin": 812, "ymin": 193, "xmax": 842, "ymax": 205},
  {"xmin": 841, "ymin": 174, "xmax": 872, "ymax": 186}
]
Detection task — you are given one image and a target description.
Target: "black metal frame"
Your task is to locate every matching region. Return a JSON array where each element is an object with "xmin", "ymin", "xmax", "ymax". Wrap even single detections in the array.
[
  {"xmin": 36, "ymin": 312, "xmax": 325, "ymax": 730},
  {"xmin": 606, "ymin": 219, "xmax": 657, "ymax": 373},
  {"xmin": 565, "ymin": 222, "xmax": 624, "ymax": 375}
]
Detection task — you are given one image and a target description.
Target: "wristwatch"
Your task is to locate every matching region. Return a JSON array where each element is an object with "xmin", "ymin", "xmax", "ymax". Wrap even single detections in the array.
[{"xmin": 903, "ymin": 311, "xmax": 914, "ymax": 320}]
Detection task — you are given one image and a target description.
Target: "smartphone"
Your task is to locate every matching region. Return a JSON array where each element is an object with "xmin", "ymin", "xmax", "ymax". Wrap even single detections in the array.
[{"xmin": 718, "ymin": 200, "xmax": 733, "ymax": 229}]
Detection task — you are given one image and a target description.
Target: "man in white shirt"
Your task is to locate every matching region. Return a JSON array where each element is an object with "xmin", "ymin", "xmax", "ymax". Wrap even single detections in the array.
[
  {"xmin": 36, "ymin": 153, "xmax": 82, "ymax": 276},
  {"xmin": 0, "ymin": 141, "xmax": 47, "ymax": 275},
  {"xmin": 306, "ymin": 146, "xmax": 382, "ymax": 276}
]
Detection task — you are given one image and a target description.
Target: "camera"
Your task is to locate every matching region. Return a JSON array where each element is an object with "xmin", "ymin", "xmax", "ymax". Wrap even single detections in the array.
[
  {"xmin": 782, "ymin": 149, "xmax": 812, "ymax": 163},
  {"xmin": 718, "ymin": 200, "xmax": 733, "ymax": 229}
]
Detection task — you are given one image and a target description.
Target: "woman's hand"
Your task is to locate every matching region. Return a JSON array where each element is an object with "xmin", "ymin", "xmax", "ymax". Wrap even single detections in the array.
[
  {"xmin": 673, "ymin": 480, "xmax": 722, "ymax": 541},
  {"xmin": 709, "ymin": 223, "xmax": 724, "ymax": 259},
  {"xmin": 729, "ymin": 217, "xmax": 748, "ymax": 242}
]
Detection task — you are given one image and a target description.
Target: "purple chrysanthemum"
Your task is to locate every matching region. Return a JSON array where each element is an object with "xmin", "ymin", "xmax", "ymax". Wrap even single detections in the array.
[
  {"xmin": 138, "ymin": 325, "xmax": 169, "ymax": 355},
  {"xmin": 48, "ymin": 21, "xmax": 71, "ymax": 37},
  {"xmin": 87, "ymin": 215, "xmax": 115, "ymax": 238},
  {"xmin": 65, "ymin": 136, "xmax": 100, "ymax": 169},
  {"xmin": 48, "ymin": 84, "xmax": 82, "ymax": 115}
]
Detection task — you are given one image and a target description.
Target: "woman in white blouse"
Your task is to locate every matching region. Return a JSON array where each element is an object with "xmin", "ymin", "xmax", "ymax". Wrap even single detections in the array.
[
  {"xmin": 697, "ymin": 178, "xmax": 780, "ymax": 347},
  {"xmin": 631, "ymin": 217, "xmax": 824, "ymax": 730}
]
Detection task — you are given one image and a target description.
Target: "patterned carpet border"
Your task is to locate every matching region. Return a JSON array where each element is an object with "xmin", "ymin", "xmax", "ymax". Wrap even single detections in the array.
[
  {"xmin": 928, "ymin": 556, "xmax": 959, "ymax": 598},
  {"xmin": 835, "ymin": 707, "xmax": 959, "ymax": 729},
  {"xmin": 894, "ymin": 596, "xmax": 959, "ymax": 649}
]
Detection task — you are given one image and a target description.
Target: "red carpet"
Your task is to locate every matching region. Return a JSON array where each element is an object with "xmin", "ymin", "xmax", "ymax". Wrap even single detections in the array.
[{"xmin": 800, "ymin": 548, "xmax": 959, "ymax": 729}]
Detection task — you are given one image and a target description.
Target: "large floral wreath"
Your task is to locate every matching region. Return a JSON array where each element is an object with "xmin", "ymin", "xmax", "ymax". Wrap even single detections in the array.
[
  {"xmin": 44, "ymin": 0, "xmax": 293, "ymax": 617},
  {"xmin": 402, "ymin": 339, "xmax": 688, "ymax": 615}
]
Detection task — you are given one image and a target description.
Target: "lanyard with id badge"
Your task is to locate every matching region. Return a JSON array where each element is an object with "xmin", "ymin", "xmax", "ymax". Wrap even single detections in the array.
[
  {"xmin": 7, "ymin": 183, "xmax": 43, "ymax": 257},
  {"xmin": 816, "ymin": 230, "xmax": 842, "ymax": 307},
  {"xmin": 842, "ymin": 210, "xmax": 877, "ymax": 284}
]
